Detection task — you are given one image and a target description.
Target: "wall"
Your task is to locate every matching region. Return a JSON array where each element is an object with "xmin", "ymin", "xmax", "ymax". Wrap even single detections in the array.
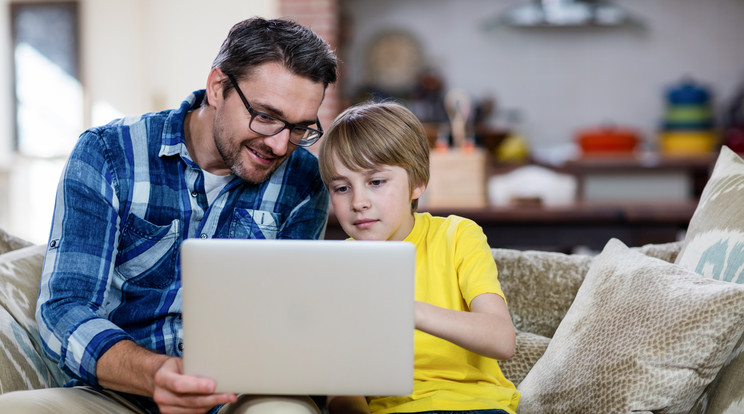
[
  {"xmin": 340, "ymin": 0, "xmax": 744, "ymax": 156},
  {"xmin": 0, "ymin": 0, "xmax": 279, "ymax": 243},
  {"xmin": 281, "ymin": 0, "xmax": 341, "ymax": 129}
]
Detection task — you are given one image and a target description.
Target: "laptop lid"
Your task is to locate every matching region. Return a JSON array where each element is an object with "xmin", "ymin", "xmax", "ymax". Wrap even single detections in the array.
[{"xmin": 180, "ymin": 238, "xmax": 415, "ymax": 396}]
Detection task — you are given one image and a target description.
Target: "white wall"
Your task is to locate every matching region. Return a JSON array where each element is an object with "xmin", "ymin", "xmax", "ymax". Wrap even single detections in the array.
[
  {"xmin": 83, "ymin": 0, "xmax": 279, "ymax": 121},
  {"xmin": 3, "ymin": 0, "xmax": 744, "ymax": 243},
  {"xmin": 0, "ymin": 0, "xmax": 279, "ymax": 243},
  {"xmin": 341, "ymin": 0, "xmax": 744, "ymax": 152}
]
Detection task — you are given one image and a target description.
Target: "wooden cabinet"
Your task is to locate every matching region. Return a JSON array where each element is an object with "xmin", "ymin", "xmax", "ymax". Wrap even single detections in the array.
[{"xmin": 559, "ymin": 153, "xmax": 716, "ymax": 202}]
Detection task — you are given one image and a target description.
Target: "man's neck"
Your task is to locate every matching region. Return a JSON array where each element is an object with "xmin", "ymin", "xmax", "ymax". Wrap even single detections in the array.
[{"xmin": 184, "ymin": 108, "xmax": 231, "ymax": 176}]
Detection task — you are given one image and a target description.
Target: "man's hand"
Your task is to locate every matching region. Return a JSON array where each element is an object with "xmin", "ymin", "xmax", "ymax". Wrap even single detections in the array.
[
  {"xmin": 153, "ymin": 357, "xmax": 237, "ymax": 414},
  {"xmin": 96, "ymin": 340, "xmax": 237, "ymax": 413}
]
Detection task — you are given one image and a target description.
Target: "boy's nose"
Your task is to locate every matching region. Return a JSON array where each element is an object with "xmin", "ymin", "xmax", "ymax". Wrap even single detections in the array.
[{"xmin": 352, "ymin": 191, "xmax": 371, "ymax": 211}]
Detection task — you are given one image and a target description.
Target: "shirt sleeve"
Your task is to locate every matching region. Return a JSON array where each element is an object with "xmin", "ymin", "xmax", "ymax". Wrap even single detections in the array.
[
  {"xmin": 36, "ymin": 129, "xmax": 133, "ymax": 386},
  {"xmin": 453, "ymin": 218, "xmax": 506, "ymax": 307}
]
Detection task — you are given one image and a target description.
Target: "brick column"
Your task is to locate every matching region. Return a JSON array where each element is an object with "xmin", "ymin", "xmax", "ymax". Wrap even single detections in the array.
[{"xmin": 280, "ymin": 0, "xmax": 341, "ymax": 135}]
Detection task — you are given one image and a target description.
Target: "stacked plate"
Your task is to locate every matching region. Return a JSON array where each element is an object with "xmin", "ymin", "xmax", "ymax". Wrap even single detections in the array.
[{"xmin": 659, "ymin": 79, "xmax": 718, "ymax": 155}]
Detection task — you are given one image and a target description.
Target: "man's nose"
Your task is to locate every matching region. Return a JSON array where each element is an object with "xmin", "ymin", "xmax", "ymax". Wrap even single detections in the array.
[{"xmin": 263, "ymin": 128, "xmax": 290, "ymax": 157}]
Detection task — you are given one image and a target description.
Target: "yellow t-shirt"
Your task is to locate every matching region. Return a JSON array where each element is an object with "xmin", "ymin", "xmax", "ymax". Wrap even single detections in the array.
[{"xmin": 368, "ymin": 212, "xmax": 520, "ymax": 414}]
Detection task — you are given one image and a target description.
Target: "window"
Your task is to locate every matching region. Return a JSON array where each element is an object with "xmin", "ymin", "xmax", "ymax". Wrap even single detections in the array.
[{"xmin": 11, "ymin": 1, "xmax": 82, "ymax": 157}]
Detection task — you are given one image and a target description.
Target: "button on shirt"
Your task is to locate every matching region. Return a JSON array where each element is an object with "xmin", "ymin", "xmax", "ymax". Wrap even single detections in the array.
[{"xmin": 36, "ymin": 90, "xmax": 329, "ymax": 388}]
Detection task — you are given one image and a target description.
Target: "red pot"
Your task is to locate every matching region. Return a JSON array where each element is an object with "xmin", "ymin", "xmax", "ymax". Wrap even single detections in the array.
[{"xmin": 576, "ymin": 125, "xmax": 640, "ymax": 154}]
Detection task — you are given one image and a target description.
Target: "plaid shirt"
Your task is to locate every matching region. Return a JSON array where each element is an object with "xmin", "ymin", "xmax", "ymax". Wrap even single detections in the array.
[{"xmin": 36, "ymin": 90, "xmax": 329, "ymax": 390}]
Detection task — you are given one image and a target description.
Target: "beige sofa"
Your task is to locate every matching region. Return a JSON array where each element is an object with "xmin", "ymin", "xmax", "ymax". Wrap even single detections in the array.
[
  {"xmin": 497, "ymin": 146, "xmax": 744, "ymax": 413},
  {"xmin": 0, "ymin": 229, "xmax": 740, "ymax": 413},
  {"xmin": 2, "ymin": 147, "xmax": 744, "ymax": 413}
]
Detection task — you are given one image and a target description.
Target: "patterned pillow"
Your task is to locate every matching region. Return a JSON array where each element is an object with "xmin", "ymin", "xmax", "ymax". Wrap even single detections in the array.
[
  {"xmin": 676, "ymin": 145, "xmax": 744, "ymax": 281},
  {"xmin": 675, "ymin": 146, "xmax": 744, "ymax": 413},
  {"xmin": 0, "ymin": 244, "xmax": 69, "ymax": 393},
  {"xmin": 517, "ymin": 238, "xmax": 744, "ymax": 414}
]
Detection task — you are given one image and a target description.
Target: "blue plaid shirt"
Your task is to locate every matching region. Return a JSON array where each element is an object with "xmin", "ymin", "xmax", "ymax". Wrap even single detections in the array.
[{"xmin": 36, "ymin": 90, "xmax": 329, "ymax": 393}]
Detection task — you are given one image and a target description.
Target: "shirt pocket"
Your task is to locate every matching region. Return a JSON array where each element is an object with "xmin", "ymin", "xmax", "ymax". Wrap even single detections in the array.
[
  {"xmin": 230, "ymin": 209, "xmax": 281, "ymax": 239},
  {"xmin": 116, "ymin": 215, "xmax": 180, "ymax": 289}
]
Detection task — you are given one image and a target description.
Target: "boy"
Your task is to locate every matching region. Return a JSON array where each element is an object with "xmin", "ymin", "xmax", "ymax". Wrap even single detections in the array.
[{"xmin": 317, "ymin": 102, "xmax": 519, "ymax": 414}]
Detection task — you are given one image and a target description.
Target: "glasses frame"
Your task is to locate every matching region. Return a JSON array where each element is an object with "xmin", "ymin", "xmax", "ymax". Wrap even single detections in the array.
[{"xmin": 227, "ymin": 74, "xmax": 323, "ymax": 147}]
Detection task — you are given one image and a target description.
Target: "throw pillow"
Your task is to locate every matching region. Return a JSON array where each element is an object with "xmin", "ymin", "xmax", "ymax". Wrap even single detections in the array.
[
  {"xmin": 517, "ymin": 238, "xmax": 744, "ymax": 414},
  {"xmin": 675, "ymin": 146, "xmax": 744, "ymax": 413},
  {"xmin": 0, "ymin": 244, "xmax": 69, "ymax": 393},
  {"xmin": 676, "ymin": 145, "xmax": 744, "ymax": 282}
]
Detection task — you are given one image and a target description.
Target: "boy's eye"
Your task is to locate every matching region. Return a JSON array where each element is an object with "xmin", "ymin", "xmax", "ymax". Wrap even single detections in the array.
[
  {"xmin": 333, "ymin": 185, "xmax": 350, "ymax": 194},
  {"xmin": 370, "ymin": 179, "xmax": 385, "ymax": 187}
]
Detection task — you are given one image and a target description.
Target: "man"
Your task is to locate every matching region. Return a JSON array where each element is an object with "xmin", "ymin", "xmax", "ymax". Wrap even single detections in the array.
[{"xmin": 0, "ymin": 17, "xmax": 337, "ymax": 414}]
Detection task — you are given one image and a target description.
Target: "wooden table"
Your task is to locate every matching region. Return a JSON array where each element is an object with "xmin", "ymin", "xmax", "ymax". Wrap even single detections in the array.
[{"xmin": 324, "ymin": 201, "xmax": 698, "ymax": 253}]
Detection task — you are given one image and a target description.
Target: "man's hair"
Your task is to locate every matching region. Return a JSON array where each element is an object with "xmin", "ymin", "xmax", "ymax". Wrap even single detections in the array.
[
  {"xmin": 211, "ymin": 17, "xmax": 338, "ymax": 100},
  {"xmin": 318, "ymin": 101, "xmax": 430, "ymax": 212}
]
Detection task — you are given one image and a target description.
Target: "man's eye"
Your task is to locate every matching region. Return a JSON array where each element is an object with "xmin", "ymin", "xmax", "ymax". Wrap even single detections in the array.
[
  {"xmin": 290, "ymin": 128, "xmax": 307, "ymax": 138},
  {"xmin": 255, "ymin": 113, "xmax": 276, "ymax": 123}
]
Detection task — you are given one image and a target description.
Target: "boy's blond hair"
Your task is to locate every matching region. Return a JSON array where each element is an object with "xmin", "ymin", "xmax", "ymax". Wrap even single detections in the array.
[{"xmin": 318, "ymin": 101, "xmax": 430, "ymax": 212}]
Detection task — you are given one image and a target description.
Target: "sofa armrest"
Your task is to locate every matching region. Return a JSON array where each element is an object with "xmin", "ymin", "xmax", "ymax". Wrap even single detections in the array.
[
  {"xmin": 0, "ymin": 227, "xmax": 33, "ymax": 255},
  {"xmin": 0, "ymin": 244, "xmax": 70, "ymax": 393}
]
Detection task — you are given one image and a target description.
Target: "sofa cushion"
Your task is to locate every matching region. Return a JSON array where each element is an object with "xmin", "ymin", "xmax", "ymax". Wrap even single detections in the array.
[
  {"xmin": 674, "ymin": 146, "xmax": 744, "ymax": 413},
  {"xmin": 0, "ymin": 244, "xmax": 69, "ymax": 393},
  {"xmin": 498, "ymin": 330, "xmax": 550, "ymax": 388},
  {"xmin": 517, "ymin": 238, "xmax": 744, "ymax": 414},
  {"xmin": 493, "ymin": 247, "xmax": 593, "ymax": 339}
]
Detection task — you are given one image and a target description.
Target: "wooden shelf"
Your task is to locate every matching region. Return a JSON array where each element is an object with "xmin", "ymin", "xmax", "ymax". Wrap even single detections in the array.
[
  {"xmin": 324, "ymin": 152, "xmax": 714, "ymax": 252},
  {"xmin": 325, "ymin": 200, "xmax": 699, "ymax": 253}
]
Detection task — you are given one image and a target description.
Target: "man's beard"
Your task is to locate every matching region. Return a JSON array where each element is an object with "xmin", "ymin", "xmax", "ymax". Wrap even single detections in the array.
[{"xmin": 213, "ymin": 123, "xmax": 281, "ymax": 185}]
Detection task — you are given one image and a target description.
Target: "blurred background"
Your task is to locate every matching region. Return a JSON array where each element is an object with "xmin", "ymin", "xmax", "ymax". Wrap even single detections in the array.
[{"xmin": 1, "ymin": 0, "xmax": 743, "ymax": 251}]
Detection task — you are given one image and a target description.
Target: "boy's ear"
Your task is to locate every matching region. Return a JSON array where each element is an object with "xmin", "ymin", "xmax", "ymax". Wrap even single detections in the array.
[{"xmin": 411, "ymin": 183, "xmax": 426, "ymax": 201}]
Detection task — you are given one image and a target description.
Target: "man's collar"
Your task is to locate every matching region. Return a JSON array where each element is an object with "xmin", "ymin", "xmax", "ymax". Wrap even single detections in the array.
[{"xmin": 158, "ymin": 90, "xmax": 206, "ymax": 160}]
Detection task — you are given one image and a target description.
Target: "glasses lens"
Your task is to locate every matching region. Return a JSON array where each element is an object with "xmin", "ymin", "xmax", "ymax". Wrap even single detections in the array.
[
  {"xmin": 289, "ymin": 127, "xmax": 322, "ymax": 147},
  {"xmin": 249, "ymin": 114, "xmax": 285, "ymax": 136}
]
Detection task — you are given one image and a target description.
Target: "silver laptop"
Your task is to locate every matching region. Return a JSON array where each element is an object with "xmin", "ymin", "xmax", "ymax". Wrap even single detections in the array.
[{"xmin": 180, "ymin": 238, "xmax": 415, "ymax": 396}]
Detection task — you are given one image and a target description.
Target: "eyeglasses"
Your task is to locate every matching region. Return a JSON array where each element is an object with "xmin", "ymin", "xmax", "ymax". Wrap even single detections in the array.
[{"xmin": 227, "ymin": 74, "xmax": 323, "ymax": 147}]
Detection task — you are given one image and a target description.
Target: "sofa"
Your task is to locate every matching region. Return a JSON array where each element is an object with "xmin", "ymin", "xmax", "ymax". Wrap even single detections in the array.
[
  {"xmin": 2, "ymin": 146, "xmax": 744, "ymax": 413},
  {"xmin": 496, "ymin": 145, "xmax": 744, "ymax": 414}
]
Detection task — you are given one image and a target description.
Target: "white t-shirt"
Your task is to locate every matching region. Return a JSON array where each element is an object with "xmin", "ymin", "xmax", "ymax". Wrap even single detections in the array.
[{"xmin": 202, "ymin": 169, "xmax": 233, "ymax": 205}]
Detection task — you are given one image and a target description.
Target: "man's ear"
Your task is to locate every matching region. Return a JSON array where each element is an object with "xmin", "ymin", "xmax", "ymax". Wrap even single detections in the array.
[{"xmin": 205, "ymin": 67, "xmax": 228, "ymax": 108}]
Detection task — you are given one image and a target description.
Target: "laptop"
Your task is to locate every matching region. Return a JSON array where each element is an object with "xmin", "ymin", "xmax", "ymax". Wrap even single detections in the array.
[{"xmin": 180, "ymin": 238, "xmax": 415, "ymax": 396}]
